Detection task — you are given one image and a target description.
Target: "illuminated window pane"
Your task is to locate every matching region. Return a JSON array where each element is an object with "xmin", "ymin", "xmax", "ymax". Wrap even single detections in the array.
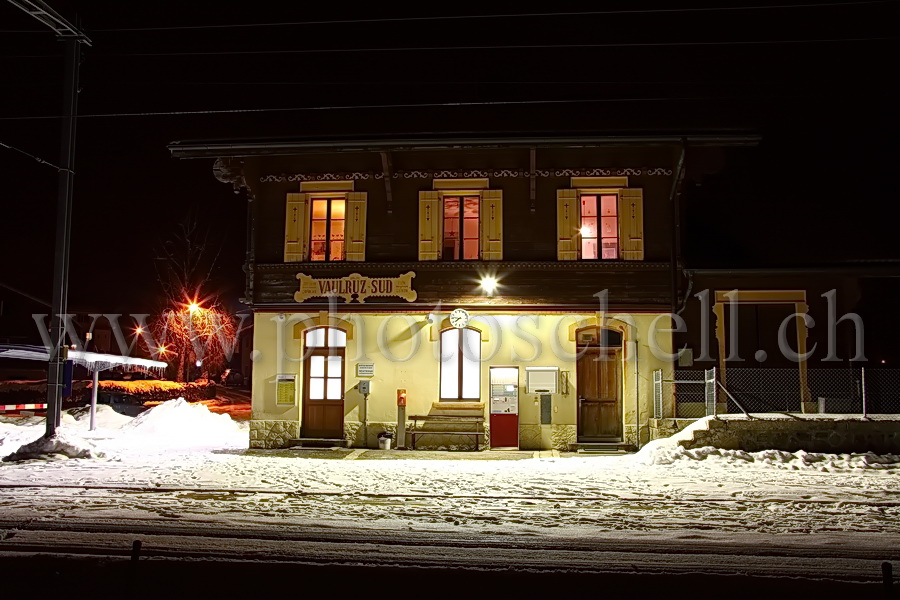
[
  {"xmin": 305, "ymin": 328, "xmax": 325, "ymax": 347},
  {"xmin": 440, "ymin": 329, "xmax": 459, "ymax": 399},
  {"xmin": 308, "ymin": 198, "xmax": 345, "ymax": 262},
  {"xmin": 326, "ymin": 356, "xmax": 342, "ymax": 376},
  {"xmin": 311, "ymin": 199, "xmax": 328, "ymax": 219},
  {"xmin": 326, "ymin": 378, "xmax": 342, "ymax": 400},
  {"xmin": 461, "ymin": 328, "xmax": 481, "ymax": 399},
  {"xmin": 602, "ymin": 240, "xmax": 618, "ymax": 259},
  {"xmin": 580, "ymin": 195, "xmax": 599, "ymax": 260},
  {"xmin": 443, "ymin": 196, "xmax": 480, "ymax": 260},
  {"xmin": 309, "ymin": 378, "xmax": 324, "ymax": 400},
  {"xmin": 330, "ymin": 199, "xmax": 345, "ymax": 220},
  {"xmin": 328, "ymin": 328, "xmax": 347, "ymax": 347},
  {"xmin": 600, "ymin": 195, "xmax": 617, "ymax": 216},
  {"xmin": 310, "ymin": 355, "xmax": 325, "ymax": 377},
  {"xmin": 601, "ymin": 216, "xmax": 617, "ymax": 238},
  {"xmin": 581, "ymin": 195, "xmax": 597, "ymax": 217}
]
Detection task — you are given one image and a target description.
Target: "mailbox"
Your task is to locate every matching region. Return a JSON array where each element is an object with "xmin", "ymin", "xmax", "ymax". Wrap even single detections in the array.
[{"xmin": 396, "ymin": 388, "xmax": 407, "ymax": 406}]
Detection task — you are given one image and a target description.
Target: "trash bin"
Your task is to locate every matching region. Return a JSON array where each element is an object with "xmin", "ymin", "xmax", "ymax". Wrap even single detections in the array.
[{"xmin": 377, "ymin": 431, "xmax": 393, "ymax": 450}]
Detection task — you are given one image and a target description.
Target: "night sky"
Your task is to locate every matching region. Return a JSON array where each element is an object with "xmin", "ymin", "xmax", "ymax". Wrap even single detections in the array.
[{"xmin": 1, "ymin": 1, "xmax": 897, "ymax": 316}]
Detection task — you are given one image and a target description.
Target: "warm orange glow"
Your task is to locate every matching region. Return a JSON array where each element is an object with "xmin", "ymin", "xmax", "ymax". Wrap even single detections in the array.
[
  {"xmin": 188, "ymin": 302, "xmax": 201, "ymax": 314},
  {"xmin": 135, "ymin": 326, "xmax": 143, "ymax": 335}
]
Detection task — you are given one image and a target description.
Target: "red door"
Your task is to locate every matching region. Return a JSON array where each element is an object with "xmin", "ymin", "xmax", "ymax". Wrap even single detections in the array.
[{"xmin": 489, "ymin": 367, "xmax": 519, "ymax": 448}]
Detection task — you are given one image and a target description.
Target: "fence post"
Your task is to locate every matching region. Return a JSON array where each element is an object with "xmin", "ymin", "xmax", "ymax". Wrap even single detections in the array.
[
  {"xmin": 652, "ymin": 369, "xmax": 662, "ymax": 419},
  {"xmin": 861, "ymin": 366, "xmax": 867, "ymax": 418},
  {"xmin": 705, "ymin": 367, "xmax": 716, "ymax": 416}
]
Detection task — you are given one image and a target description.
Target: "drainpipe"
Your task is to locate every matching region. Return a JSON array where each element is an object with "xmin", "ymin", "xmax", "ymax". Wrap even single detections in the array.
[{"xmin": 668, "ymin": 141, "xmax": 686, "ymax": 317}]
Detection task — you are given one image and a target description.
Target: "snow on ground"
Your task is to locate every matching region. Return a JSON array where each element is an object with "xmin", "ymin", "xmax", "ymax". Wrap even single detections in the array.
[{"xmin": 0, "ymin": 400, "xmax": 898, "ymax": 540}]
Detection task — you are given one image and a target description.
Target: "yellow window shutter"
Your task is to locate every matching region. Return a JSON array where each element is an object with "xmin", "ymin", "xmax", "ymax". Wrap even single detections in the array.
[
  {"xmin": 345, "ymin": 192, "xmax": 367, "ymax": 261},
  {"xmin": 618, "ymin": 188, "xmax": 644, "ymax": 260},
  {"xmin": 284, "ymin": 192, "xmax": 308, "ymax": 262},
  {"xmin": 557, "ymin": 189, "xmax": 579, "ymax": 260},
  {"xmin": 418, "ymin": 191, "xmax": 441, "ymax": 261},
  {"xmin": 480, "ymin": 190, "xmax": 503, "ymax": 260}
]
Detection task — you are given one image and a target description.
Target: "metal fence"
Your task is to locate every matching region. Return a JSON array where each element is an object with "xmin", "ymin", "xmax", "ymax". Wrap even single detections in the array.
[{"xmin": 652, "ymin": 367, "xmax": 900, "ymax": 418}]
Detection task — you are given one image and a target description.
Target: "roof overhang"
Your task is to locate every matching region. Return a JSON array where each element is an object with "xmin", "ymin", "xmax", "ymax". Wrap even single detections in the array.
[{"xmin": 169, "ymin": 133, "xmax": 761, "ymax": 159}]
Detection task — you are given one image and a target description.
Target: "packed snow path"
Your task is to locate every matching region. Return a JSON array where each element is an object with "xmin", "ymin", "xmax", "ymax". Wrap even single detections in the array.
[{"xmin": 0, "ymin": 400, "xmax": 897, "ymax": 582}]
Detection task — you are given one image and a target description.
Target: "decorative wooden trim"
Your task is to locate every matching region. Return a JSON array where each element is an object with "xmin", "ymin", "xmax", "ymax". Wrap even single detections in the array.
[{"xmin": 259, "ymin": 167, "xmax": 674, "ymax": 183}]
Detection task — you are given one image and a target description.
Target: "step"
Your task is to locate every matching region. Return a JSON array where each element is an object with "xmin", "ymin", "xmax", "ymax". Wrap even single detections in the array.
[
  {"xmin": 571, "ymin": 442, "xmax": 636, "ymax": 454},
  {"xmin": 287, "ymin": 438, "xmax": 348, "ymax": 448}
]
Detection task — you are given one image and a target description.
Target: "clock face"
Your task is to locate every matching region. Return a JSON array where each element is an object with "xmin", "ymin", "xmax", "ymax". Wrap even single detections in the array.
[{"xmin": 449, "ymin": 308, "xmax": 470, "ymax": 329}]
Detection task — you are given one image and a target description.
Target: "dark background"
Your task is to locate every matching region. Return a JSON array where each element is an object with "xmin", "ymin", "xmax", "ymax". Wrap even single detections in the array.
[{"xmin": 1, "ymin": 1, "xmax": 897, "ymax": 316}]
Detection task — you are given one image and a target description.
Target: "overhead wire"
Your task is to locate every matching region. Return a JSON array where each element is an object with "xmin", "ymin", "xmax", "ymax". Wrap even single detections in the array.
[{"xmin": 0, "ymin": 93, "xmax": 820, "ymax": 122}]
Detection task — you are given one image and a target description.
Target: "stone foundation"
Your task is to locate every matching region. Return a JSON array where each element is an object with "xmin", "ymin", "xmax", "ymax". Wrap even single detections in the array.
[
  {"xmin": 249, "ymin": 420, "xmax": 299, "ymax": 449},
  {"xmin": 550, "ymin": 424, "xmax": 576, "ymax": 451},
  {"xmin": 679, "ymin": 414, "xmax": 900, "ymax": 453}
]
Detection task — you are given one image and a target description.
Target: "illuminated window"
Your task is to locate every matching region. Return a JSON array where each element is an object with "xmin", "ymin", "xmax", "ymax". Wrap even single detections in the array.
[
  {"xmin": 440, "ymin": 327, "xmax": 481, "ymax": 401},
  {"xmin": 580, "ymin": 194, "xmax": 618, "ymax": 260},
  {"xmin": 310, "ymin": 198, "xmax": 345, "ymax": 261},
  {"xmin": 442, "ymin": 196, "xmax": 480, "ymax": 260}
]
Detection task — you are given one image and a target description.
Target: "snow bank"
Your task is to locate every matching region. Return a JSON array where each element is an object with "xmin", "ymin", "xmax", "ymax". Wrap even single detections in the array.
[
  {"xmin": 635, "ymin": 416, "xmax": 900, "ymax": 471},
  {"xmin": 2, "ymin": 429, "xmax": 103, "ymax": 461},
  {"xmin": 66, "ymin": 404, "xmax": 134, "ymax": 429},
  {"xmin": 117, "ymin": 397, "xmax": 246, "ymax": 448}
]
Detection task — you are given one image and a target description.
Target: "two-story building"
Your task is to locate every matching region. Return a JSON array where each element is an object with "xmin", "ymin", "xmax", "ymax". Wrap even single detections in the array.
[{"xmin": 169, "ymin": 133, "xmax": 762, "ymax": 451}]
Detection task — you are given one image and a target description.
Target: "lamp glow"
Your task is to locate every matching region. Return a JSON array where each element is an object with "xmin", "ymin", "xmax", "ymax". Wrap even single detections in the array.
[
  {"xmin": 188, "ymin": 302, "xmax": 201, "ymax": 314},
  {"xmin": 579, "ymin": 226, "xmax": 591, "ymax": 236},
  {"xmin": 480, "ymin": 276, "xmax": 498, "ymax": 295}
]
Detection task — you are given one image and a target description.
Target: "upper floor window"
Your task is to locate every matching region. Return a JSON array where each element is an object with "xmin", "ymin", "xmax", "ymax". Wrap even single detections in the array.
[
  {"xmin": 557, "ymin": 181, "xmax": 643, "ymax": 261},
  {"xmin": 443, "ymin": 195, "xmax": 480, "ymax": 260},
  {"xmin": 419, "ymin": 183, "xmax": 503, "ymax": 261},
  {"xmin": 284, "ymin": 187, "xmax": 367, "ymax": 263},
  {"xmin": 580, "ymin": 194, "xmax": 619, "ymax": 260},
  {"xmin": 310, "ymin": 197, "xmax": 345, "ymax": 262}
]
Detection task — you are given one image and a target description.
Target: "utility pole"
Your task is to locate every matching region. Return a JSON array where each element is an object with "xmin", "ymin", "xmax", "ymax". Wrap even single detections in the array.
[{"xmin": 7, "ymin": 1, "xmax": 92, "ymax": 437}]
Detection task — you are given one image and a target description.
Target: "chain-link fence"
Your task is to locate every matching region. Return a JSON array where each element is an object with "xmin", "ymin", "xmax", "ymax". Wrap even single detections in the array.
[{"xmin": 653, "ymin": 367, "xmax": 900, "ymax": 417}]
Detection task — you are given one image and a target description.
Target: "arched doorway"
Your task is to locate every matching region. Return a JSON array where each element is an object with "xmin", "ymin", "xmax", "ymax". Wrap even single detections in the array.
[
  {"xmin": 576, "ymin": 326, "xmax": 623, "ymax": 441},
  {"xmin": 302, "ymin": 326, "xmax": 346, "ymax": 439}
]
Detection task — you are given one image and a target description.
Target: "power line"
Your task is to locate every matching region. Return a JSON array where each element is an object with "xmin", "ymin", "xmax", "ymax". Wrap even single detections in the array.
[
  {"xmin": 52, "ymin": 35, "xmax": 897, "ymax": 60},
  {"xmin": 0, "ymin": 140, "xmax": 66, "ymax": 171},
  {"xmin": 2, "ymin": 2, "xmax": 891, "ymax": 35},
  {"xmin": 83, "ymin": 1, "xmax": 896, "ymax": 33},
  {"xmin": 0, "ymin": 93, "xmax": 817, "ymax": 122}
]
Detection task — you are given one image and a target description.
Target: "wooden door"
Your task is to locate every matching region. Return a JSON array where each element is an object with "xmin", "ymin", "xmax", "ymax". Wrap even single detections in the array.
[
  {"xmin": 302, "ymin": 348, "xmax": 345, "ymax": 439},
  {"xmin": 577, "ymin": 349, "xmax": 622, "ymax": 440}
]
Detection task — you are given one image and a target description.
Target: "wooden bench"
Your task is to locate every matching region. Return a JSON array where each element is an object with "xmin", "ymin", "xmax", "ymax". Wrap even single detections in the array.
[{"xmin": 408, "ymin": 415, "xmax": 485, "ymax": 450}]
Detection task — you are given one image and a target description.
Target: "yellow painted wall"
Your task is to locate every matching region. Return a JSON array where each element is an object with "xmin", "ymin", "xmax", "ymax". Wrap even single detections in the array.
[{"xmin": 251, "ymin": 311, "xmax": 673, "ymax": 447}]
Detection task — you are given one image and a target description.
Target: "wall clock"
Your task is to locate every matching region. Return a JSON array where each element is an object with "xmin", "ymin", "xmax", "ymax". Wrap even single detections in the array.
[{"xmin": 449, "ymin": 308, "xmax": 470, "ymax": 329}]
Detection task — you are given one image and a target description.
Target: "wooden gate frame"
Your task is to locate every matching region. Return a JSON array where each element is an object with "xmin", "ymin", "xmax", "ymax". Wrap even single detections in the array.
[{"xmin": 712, "ymin": 290, "xmax": 813, "ymax": 412}]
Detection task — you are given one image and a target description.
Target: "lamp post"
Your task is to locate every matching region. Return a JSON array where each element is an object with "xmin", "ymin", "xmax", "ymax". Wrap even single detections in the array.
[{"xmin": 7, "ymin": 1, "xmax": 92, "ymax": 437}]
